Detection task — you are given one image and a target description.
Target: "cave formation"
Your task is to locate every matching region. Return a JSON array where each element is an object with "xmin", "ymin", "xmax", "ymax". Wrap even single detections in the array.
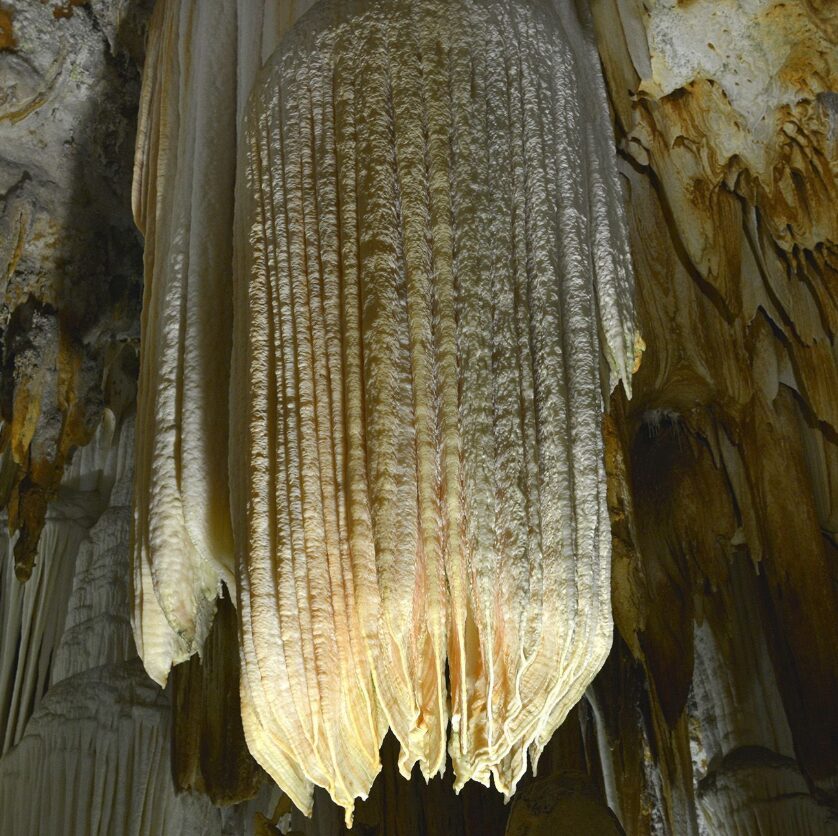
[{"xmin": 0, "ymin": 1, "xmax": 836, "ymax": 835}]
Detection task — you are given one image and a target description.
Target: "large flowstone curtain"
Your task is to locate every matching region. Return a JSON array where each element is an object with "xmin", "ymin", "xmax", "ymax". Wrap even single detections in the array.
[
  {"xmin": 133, "ymin": 0, "xmax": 636, "ymax": 824},
  {"xmin": 231, "ymin": 0, "xmax": 636, "ymax": 822}
]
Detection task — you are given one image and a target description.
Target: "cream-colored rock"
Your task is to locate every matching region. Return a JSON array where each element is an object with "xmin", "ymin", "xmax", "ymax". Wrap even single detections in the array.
[
  {"xmin": 131, "ymin": 0, "xmax": 239, "ymax": 685},
  {"xmin": 0, "ymin": 414, "xmax": 122, "ymax": 753},
  {"xmin": 232, "ymin": 0, "xmax": 635, "ymax": 822},
  {"xmin": 131, "ymin": 0, "xmax": 320, "ymax": 689}
]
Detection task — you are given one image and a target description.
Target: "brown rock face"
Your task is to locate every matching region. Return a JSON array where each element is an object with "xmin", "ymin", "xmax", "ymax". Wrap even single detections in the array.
[{"xmin": 589, "ymin": 0, "xmax": 838, "ymax": 832}]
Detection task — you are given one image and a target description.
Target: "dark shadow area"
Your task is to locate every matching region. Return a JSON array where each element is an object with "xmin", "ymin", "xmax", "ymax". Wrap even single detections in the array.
[{"xmin": 55, "ymin": 0, "xmax": 151, "ymax": 397}]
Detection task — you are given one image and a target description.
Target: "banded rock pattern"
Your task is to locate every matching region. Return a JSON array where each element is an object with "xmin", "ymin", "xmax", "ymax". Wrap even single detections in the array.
[{"xmin": 232, "ymin": 0, "xmax": 635, "ymax": 822}]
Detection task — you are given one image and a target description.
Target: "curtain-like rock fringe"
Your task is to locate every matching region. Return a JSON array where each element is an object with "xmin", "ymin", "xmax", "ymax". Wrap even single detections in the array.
[{"xmin": 231, "ymin": 0, "xmax": 636, "ymax": 823}]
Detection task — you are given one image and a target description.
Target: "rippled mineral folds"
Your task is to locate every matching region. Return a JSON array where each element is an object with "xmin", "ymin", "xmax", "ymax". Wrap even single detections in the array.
[
  {"xmin": 0, "ymin": 0, "xmax": 835, "ymax": 833},
  {"xmin": 230, "ymin": 0, "xmax": 635, "ymax": 821}
]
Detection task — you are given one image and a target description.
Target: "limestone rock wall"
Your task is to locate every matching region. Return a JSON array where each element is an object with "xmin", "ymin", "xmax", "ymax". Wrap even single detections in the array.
[
  {"xmin": 0, "ymin": 0, "xmax": 835, "ymax": 834},
  {"xmin": 590, "ymin": 1, "xmax": 838, "ymax": 833},
  {"xmin": 0, "ymin": 0, "xmax": 145, "ymax": 580}
]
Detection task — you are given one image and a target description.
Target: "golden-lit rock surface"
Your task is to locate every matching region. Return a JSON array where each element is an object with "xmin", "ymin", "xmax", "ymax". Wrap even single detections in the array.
[{"xmin": 231, "ymin": 0, "xmax": 635, "ymax": 821}]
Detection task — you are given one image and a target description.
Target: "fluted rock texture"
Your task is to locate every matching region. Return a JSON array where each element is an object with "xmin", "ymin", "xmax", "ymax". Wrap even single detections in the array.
[
  {"xmin": 131, "ymin": 0, "xmax": 636, "ymax": 823},
  {"xmin": 0, "ymin": 415, "xmax": 222, "ymax": 835},
  {"xmin": 130, "ymin": 0, "xmax": 239, "ymax": 683},
  {"xmin": 232, "ymin": 0, "xmax": 635, "ymax": 822},
  {"xmin": 131, "ymin": 0, "xmax": 318, "ymax": 687}
]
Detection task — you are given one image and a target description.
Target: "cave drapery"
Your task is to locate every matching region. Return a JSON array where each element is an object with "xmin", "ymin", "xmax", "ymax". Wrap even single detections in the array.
[
  {"xmin": 134, "ymin": 0, "xmax": 637, "ymax": 822},
  {"xmin": 0, "ymin": 0, "xmax": 835, "ymax": 834}
]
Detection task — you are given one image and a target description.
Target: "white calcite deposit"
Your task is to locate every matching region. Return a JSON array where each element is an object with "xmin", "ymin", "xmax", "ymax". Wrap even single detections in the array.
[{"xmin": 132, "ymin": 0, "xmax": 636, "ymax": 824}]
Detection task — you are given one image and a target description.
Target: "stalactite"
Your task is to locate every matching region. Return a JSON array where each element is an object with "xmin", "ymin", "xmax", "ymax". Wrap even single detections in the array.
[
  {"xmin": 131, "ymin": 0, "xmax": 321, "ymax": 688},
  {"xmin": 131, "ymin": 0, "xmax": 636, "ymax": 824},
  {"xmin": 130, "ymin": 0, "xmax": 239, "ymax": 684},
  {"xmin": 171, "ymin": 593, "xmax": 264, "ymax": 806},
  {"xmin": 231, "ymin": 0, "xmax": 635, "ymax": 822}
]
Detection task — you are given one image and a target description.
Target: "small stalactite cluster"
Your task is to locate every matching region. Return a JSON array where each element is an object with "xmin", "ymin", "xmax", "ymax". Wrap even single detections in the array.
[{"xmin": 0, "ymin": 299, "xmax": 104, "ymax": 581}]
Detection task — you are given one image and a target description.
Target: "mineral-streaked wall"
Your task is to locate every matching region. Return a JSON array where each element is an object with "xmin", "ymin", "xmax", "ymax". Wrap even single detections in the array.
[
  {"xmin": 1, "ymin": 0, "xmax": 146, "ymax": 757},
  {"xmin": 0, "ymin": 0, "xmax": 835, "ymax": 834},
  {"xmin": 0, "ymin": 0, "xmax": 146, "ymax": 582},
  {"xmin": 591, "ymin": 1, "xmax": 838, "ymax": 833}
]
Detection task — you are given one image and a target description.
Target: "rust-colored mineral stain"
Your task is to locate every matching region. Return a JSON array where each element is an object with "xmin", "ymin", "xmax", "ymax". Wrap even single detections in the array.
[
  {"xmin": 53, "ymin": 0, "xmax": 88, "ymax": 20},
  {"xmin": 0, "ymin": 7, "xmax": 16, "ymax": 50}
]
